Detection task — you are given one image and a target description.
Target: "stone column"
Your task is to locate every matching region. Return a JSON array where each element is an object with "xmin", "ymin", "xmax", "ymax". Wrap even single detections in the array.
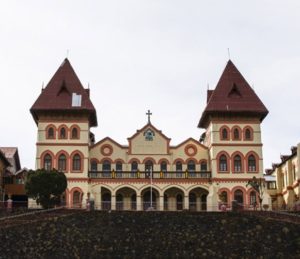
[
  {"xmin": 184, "ymin": 195, "xmax": 189, "ymax": 210},
  {"xmin": 159, "ymin": 195, "xmax": 164, "ymax": 211},
  {"xmin": 136, "ymin": 195, "xmax": 142, "ymax": 211},
  {"xmin": 111, "ymin": 195, "xmax": 116, "ymax": 210}
]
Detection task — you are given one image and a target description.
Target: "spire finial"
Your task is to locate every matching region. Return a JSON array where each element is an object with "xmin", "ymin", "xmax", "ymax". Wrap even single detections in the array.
[{"xmin": 146, "ymin": 110, "xmax": 152, "ymax": 123}]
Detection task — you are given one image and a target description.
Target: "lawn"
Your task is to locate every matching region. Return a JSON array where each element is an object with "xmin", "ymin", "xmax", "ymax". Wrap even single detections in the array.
[{"xmin": 0, "ymin": 210, "xmax": 299, "ymax": 258}]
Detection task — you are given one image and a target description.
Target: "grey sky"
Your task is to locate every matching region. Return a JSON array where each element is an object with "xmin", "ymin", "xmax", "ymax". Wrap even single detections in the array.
[{"xmin": 0, "ymin": 1, "xmax": 299, "ymax": 170}]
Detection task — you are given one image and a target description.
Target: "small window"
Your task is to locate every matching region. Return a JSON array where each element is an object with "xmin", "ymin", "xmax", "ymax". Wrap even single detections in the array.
[
  {"xmin": 221, "ymin": 128, "xmax": 228, "ymax": 140},
  {"xmin": 91, "ymin": 161, "xmax": 97, "ymax": 171},
  {"xmin": 219, "ymin": 155, "xmax": 227, "ymax": 171},
  {"xmin": 44, "ymin": 154, "xmax": 52, "ymax": 171},
  {"xmin": 248, "ymin": 155, "xmax": 256, "ymax": 172},
  {"xmin": 200, "ymin": 161, "xmax": 207, "ymax": 171},
  {"xmin": 187, "ymin": 160, "xmax": 195, "ymax": 172},
  {"xmin": 58, "ymin": 154, "xmax": 66, "ymax": 171},
  {"xmin": 233, "ymin": 128, "xmax": 240, "ymax": 140},
  {"xmin": 234, "ymin": 155, "xmax": 242, "ymax": 172},
  {"xmin": 116, "ymin": 162, "xmax": 123, "ymax": 172},
  {"xmin": 60, "ymin": 127, "xmax": 67, "ymax": 139},
  {"xmin": 176, "ymin": 161, "xmax": 182, "ymax": 172},
  {"xmin": 160, "ymin": 161, "xmax": 167, "ymax": 172},
  {"xmin": 245, "ymin": 128, "xmax": 251, "ymax": 140},
  {"xmin": 102, "ymin": 160, "xmax": 111, "ymax": 172},
  {"xmin": 48, "ymin": 127, "xmax": 55, "ymax": 139},
  {"xmin": 71, "ymin": 128, "xmax": 78, "ymax": 139},
  {"xmin": 72, "ymin": 154, "xmax": 81, "ymax": 171}
]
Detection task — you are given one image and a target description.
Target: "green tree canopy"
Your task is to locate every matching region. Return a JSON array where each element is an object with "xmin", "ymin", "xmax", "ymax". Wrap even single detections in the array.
[{"xmin": 25, "ymin": 169, "xmax": 67, "ymax": 209}]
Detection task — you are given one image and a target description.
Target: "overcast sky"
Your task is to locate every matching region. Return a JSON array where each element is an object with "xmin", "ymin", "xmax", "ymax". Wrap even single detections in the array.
[{"xmin": 0, "ymin": 1, "xmax": 299, "ymax": 170}]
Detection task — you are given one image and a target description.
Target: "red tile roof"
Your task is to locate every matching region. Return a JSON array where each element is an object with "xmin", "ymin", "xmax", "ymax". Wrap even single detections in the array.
[
  {"xmin": 198, "ymin": 60, "xmax": 268, "ymax": 128},
  {"xmin": 30, "ymin": 59, "xmax": 97, "ymax": 127}
]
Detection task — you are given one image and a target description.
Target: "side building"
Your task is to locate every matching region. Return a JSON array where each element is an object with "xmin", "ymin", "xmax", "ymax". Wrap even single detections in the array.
[{"xmin": 30, "ymin": 58, "xmax": 271, "ymax": 211}]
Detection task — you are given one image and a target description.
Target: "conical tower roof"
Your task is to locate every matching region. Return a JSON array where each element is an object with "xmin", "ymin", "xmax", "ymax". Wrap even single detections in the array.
[
  {"xmin": 198, "ymin": 60, "xmax": 268, "ymax": 128},
  {"xmin": 30, "ymin": 58, "xmax": 97, "ymax": 126}
]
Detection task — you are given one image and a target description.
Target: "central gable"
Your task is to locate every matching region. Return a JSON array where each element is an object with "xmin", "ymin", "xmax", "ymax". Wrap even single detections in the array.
[{"xmin": 128, "ymin": 123, "xmax": 170, "ymax": 155}]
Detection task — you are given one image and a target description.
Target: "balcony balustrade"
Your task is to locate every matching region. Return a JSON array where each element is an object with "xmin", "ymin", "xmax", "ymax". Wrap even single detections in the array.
[{"xmin": 88, "ymin": 170, "xmax": 211, "ymax": 179}]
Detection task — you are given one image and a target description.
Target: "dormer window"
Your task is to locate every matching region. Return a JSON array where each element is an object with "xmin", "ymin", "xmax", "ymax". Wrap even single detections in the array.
[{"xmin": 144, "ymin": 129, "xmax": 155, "ymax": 141}]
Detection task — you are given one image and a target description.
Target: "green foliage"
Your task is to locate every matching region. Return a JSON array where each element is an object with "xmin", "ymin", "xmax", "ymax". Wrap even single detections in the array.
[
  {"xmin": 246, "ymin": 176, "xmax": 265, "ymax": 210},
  {"xmin": 25, "ymin": 169, "xmax": 67, "ymax": 209}
]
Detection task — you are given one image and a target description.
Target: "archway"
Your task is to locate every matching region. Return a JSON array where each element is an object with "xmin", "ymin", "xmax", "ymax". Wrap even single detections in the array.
[
  {"xmin": 73, "ymin": 191, "xmax": 82, "ymax": 208},
  {"xmin": 163, "ymin": 187, "xmax": 185, "ymax": 211},
  {"xmin": 141, "ymin": 187, "xmax": 159, "ymax": 210},
  {"xmin": 101, "ymin": 187, "xmax": 111, "ymax": 210},
  {"xmin": 115, "ymin": 187, "xmax": 137, "ymax": 211},
  {"xmin": 188, "ymin": 187, "xmax": 209, "ymax": 211}
]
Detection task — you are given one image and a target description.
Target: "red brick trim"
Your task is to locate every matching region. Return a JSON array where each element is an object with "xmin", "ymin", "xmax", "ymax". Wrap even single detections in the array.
[
  {"xmin": 142, "ymin": 157, "xmax": 157, "ymax": 164},
  {"xmin": 218, "ymin": 187, "xmax": 231, "ymax": 205},
  {"xmin": 216, "ymin": 151, "xmax": 230, "ymax": 173},
  {"xmin": 231, "ymin": 186, "xmax": 247, "ymax": 204},
  {"xmin": 173, "ymin": 158, "xmax": 185, "ymax": 165},
  {"xmin": 100, "ymin": 144, "xmax": 113, "ymax": 156},
  {"xmin": 70, "ymin": 124, "xmax": 80, "ymax": 139},
  {"xmin": 245, "ymin": 151, "xmax": 259, "ymax": 173},
  {"xmin": 99, "ymin": 157, "xmax": 114, "ymax": 164},
  {"xmin": 219, "ymin": 125, "xmax": 230, "ymax": 141},
  {"xmin": 37, "ymin": 143, "xmax": 89, "ymax": 146},
  {"xmin": 70, "ymin": 150, "xmax": 84, "ymax": 173},
  {"xmin": 40, "ymin": 150, "xmax": 55, "ymax": 170},
  {"xmin": 128, "ymin": 158, "xmax": 141, "ymax": 164},
  {"xmin": 185, "ymin": 157, "xmax": 198, "ymax": 164},
  {"xmin": 114, "ymin": 158, "xmax": 126, "ymax": 164},
  {"xmin": 243, "ymin": 126, "xmax": 254, "ymax": 141},
  {"xmin": 70, "ymin": 187, "xmax": 83, "ymax": 207},
  {"xmin": 184, "ymin": 144, "xmax": 198, "ymax": 156},
  {"xmin": 58, "ymin": 124, "xmax": 68, "ymax": 139},
  {"xmin": 45, "ymin": 124, "xmax": 56, "ymax": 139},
  {"xmin": 231, "ymin": 151, "xmax": 245, "ymax": 173},
  {"xmin": 55, "ymin": 150, "xmax": 70, "ymax": 173},
  {"xmin": 158, "ymin": 158, "xmax": 170, "ymax": 165},
  {"xmin": 231, "ymin": 125, "xmax": 242, "ymax": 141}
]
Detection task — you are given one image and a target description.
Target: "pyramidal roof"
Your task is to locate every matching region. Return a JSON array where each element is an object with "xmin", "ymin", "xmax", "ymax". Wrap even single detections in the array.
[
  {"xmin": 198, "ymin": 60, "xmax": 268, "ymax": 128},
  {"xmin": 30, "ymin": 59, "xmax": 97, "ymax": 126}
]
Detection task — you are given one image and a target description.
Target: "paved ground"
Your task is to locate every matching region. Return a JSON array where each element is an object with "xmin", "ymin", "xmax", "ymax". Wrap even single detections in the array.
[{"xmin": 0, "ymin": 210, "xmax": 299, "ymax": 258}]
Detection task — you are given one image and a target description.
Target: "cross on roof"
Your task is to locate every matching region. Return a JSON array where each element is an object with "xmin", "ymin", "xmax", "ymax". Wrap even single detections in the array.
[{"xmin": 146, "ymin": 110, "xmax": 152, "ymax": 123}]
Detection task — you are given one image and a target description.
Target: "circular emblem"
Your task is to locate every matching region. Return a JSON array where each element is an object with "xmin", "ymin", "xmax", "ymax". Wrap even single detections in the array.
[
  {"xmin": 100, "ymin": 144, "xmax": 113, "ymax": 156},
  {"xmin": 184, "ymin": 144, "xmax": 197, "ymax": 156}
]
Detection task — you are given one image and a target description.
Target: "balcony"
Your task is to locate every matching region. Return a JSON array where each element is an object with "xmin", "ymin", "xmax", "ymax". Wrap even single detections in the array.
[{"xmin": 88, "ymin": 171, "xmax": 211, "ymax": 179}]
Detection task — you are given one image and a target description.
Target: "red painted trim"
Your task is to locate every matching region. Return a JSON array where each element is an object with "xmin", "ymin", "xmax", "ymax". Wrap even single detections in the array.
[
  {"xmin": 70, "ymin": 187, "xmax": 83, "ymax": 207},
  {"xmin": 90, "ymin": 158, "xmax": 100, "ymax": 163},
  {"xmin": 40, "ymin": 150, "xmax": 55, "ymax": 170},
  {"xmin": 55, "ymin": 150, "xmax": 70, "ymax": 173},
  {"xmin": 231, "ymin": 186, "xmax": 247, "ymax": 204},
  {"xmin": 184, "ymin": 144, "xmax": 198, "ymax": 156},
  {"xmin": 128, "ymin": 158, "xmax": 141, "ymax": 164},
  {"xmin": 243, "ymin": 126, "xmax": 254, "ymax": 141},
  {"xmin": 70, "ymin": 124, "xmax": 81, "ymax": 139},
  {"xmin": 45, "ymin": 124, "xmax": 57, "ymax": 139},
  {"xmin": 245, "ymin": 151, "xmax": 260, "ymax": 173},
  {"xmin": 99, "ymin": 157, "xmax": 114, "ymax": 164},
  {"xmin": 38, "ymin": 119, "xmax": 89, "ymax": 123},
  {"xmin": 100, "ymin": 144, "xmax": 113, "ymax": 156},
  {"xmin": 199, "ymin": 159, "xmax": 208, "ymax": 164},
  {"xmin": 211, "ymin": 143, "xmax": 263, "ymax": 147},
  {"xmin": 158, "ymin": 158, "xmax": 170, "ymax": 165},
  {"xmin": 210, "ymin": 119, "xmax": 260, "ymax": 124},
  {"xmin": 142, "ymin": 157, "xmax": 157, "ymax": 164},
  {"xmin": 219, "ymin": 125, "xmax": 230, "ymax": 141},
  {"xmin": 218, "ymin": 187, "xmax": 231, "ymax": 205},
  {"xmin": 185, "ymin": 157, "xmax": 198, "ymax": 164},
  {"xmin": 173, "ymin": 158, "xmax": 185, "ymax": 165},
  {"xmin": 114, "ymin": 158, "xmax": 126, "ymax": 164},
  {"xmin": 37, "ymin": 143, "xmax": 88, "ymax": 146},
  {"xmin": 246, "ymin": 188, "xmax": 259, "ymax": 206},
  {"xmin": 58, "ymin": 124, "xmax": 68, "ymax": 139}
]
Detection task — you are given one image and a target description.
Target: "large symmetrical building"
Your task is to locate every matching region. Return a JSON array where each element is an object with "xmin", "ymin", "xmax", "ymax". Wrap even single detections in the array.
[{"xmin": 30, "ymin": 58, "xmax": 272, "ymax": 211}]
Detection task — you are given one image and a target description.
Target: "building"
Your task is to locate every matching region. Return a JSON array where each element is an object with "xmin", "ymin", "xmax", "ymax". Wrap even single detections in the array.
[
  {"xmin": 30, "ymin": 58, "xmax": 271, "ymax": 211},
  {"xmin": 0, "ymin": 147, "xmax": 28, "ymax": 206},
  {"xmin": 265, "ymin": 144, "xmax": 300, "ymax": 210},
  {"xmin": 0, "ymin": 150, "xmax": 11, "ymax": 202}
]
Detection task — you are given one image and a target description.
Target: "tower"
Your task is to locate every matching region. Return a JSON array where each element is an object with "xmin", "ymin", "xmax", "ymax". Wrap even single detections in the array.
[
  {"xmin": 30, "ymin": 58, "xmax": 97, "ymax": 206},
  {"xmin": 198, "ymin": 60, "xmax": 269, "ymax": 209}
]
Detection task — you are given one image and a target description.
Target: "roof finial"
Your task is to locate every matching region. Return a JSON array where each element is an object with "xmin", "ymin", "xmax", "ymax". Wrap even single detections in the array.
[
  {"xmin": 146, "ymin": 109, "xmax": 152, "ymax": 123},
  {"xmin": 227, "ymin": 48, "xmax": 231, "ymax": 60}
]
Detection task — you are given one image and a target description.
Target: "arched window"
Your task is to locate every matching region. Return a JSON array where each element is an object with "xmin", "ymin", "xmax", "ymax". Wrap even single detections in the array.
[
  {"xmin": 233, "ymin": 128, "xmax": 240, "ymax": 140},
  {"xmin": 60, "ymin": 127, "xmax": 67, "ymax": 139},
  {"xmin": 234, "ymin": 155, "xmax": 242, "ymax": 172},
  {"xmin": 58, "ymin": 154, "xmax": 66, "ymax": 171},
  {"xmin": 160, "ymin": 161, "xmax": 167, "ymax": 173},
  {"xmin": 245, "ymin": 128, "xmax": 251, "ymax": 140},
  {"xmin": 145, "ymin": 160, "xmax": 153, "ymax": 172},
  {"xmin": 91, "ymin": 161, "xmax": 97, "ymax": 171},
  {"xmin": 234, "ymin": 190, "xmax": 244, "ymax": 204},
  {"xmin": 131, "ymin": 161, "xmax": 138, "ymax": 173},
  {"xmin": 248, "ymin": 155, "xmax": 256, "ymax": 172},
  {"xmin": 250, "ymin": 191, "xmax": 257, "ymax": 206},
  {"xmin": 222, "ymin": 128, "xmax": 228, "ymax": 140},
  {"xmin": 200, "ymin": 161, "xmax": 207, "ymax": 171},
  {"xmin": 220, "ymin": 191, "xmax": 228, "ymax": 204},
  {"xmin": 219, "ymin": 155, "xmax": 227, "ymax": 171},
  {"xmin": 176, "ymin": 161, "xmax": 182, "ymax": 172},
  {"xmin": 47, "ymin": 127, "xmax": 55, "ymax": 139},
  {"xmin": 72, "ymin": 154, "xmax": 81, "ymax": 171},
  {"xmin": 187, "ymin": 160, "xmax": 195, "ymax": 172},
  {"xmin": 102, "ymin": 160, "xmax": 111, "ymax": 172},
  {"xmin": 71, "ymin": 128, "xmax": 78, "ymax": 139},
  {"xmin": 43, "ymin": 154, "xmax": 52, "ymax": 171}
]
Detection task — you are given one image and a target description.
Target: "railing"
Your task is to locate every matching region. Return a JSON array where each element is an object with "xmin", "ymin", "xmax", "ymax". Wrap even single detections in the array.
[{"xmin": 88, "ymin": 171, "xmax": 211, "ymax": 179}]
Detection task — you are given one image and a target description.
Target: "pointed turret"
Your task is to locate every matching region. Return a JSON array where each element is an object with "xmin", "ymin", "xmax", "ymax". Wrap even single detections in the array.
[
  {"xmin": 30, "ymin": 58, "xmax": 97, "ymax": 127},
  {"xmin": 198, "ymin": 60, "xmax": 268, "ymax": 128}
]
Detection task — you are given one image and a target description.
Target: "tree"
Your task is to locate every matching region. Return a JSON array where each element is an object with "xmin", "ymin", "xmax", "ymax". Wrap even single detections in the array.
[
  {"xmin": 246, "ymin": 176, "xmax": 265, "ymax": 211},
  {"xmin": 25, "ymin": 169, "xmax": 67, "ymax": 209}
]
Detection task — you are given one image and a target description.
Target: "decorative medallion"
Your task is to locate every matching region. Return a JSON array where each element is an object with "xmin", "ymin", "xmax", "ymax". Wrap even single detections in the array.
[
  {"xmin": 144, "ymin": 128, "xmax": 155, "ymax": 141},
  {"xmin": 185, "ymin": 144, "xmax": 197, "ymax": 156},
  {"xmin": 100, "ymin": 144, "xmax": 113, "ymax": 156}
]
